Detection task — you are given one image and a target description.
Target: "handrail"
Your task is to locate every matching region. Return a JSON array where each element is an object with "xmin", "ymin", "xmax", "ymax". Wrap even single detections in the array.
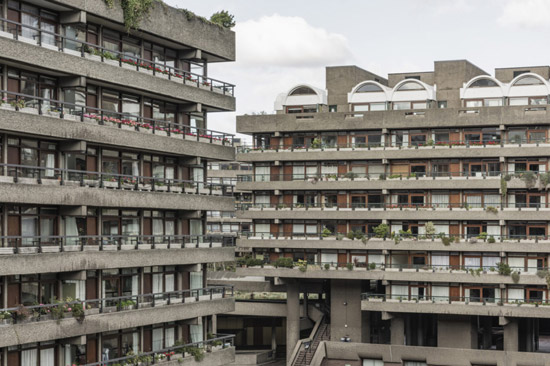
[
  {"xmin": 237, "ymin": 170, "xmax": 539, "ymax": 181},
  {"xmin": 237, "ymin": 138, "xmax": 550, "ymax": 152},
  {"xmin": 361, "ymin": 293, "xmax": 550, "ymax": 306},
  {"xmin": 237, "ymin": 202, "xmax": 549, "ymax": 210},
  {"xmin": 0, "ymin": 234, "xmax": 235, "ymax": 251},
  {"xmin": 0, "ymin": 163, "xmax": 234, "ymax": 195},
  {"xmin": 0, "ymin": 89, "xmax": 234, "ymax": 145},
  {"xmin": 83, "ymin": 334, "xmax": 235, "ymax": 366},
  {"xmin": 242, "ymin": 231, "xmax": 548, "ymax": 243},
  {"xmin": 290, "ymin": 315, "xmax": 324, "ymax": 366},
  {"xmin": 0, "ymin": 17, "xmax": 235, "ymax": 95}
]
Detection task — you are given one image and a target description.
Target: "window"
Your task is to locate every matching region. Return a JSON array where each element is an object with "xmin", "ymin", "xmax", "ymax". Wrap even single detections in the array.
[
  {"xmin": 329, "ymin": 105, "xmax": 337, "ymax": 112},
  {"xmin": 289, "ymin": 86, "xmax": 316, "ymax": 96},
  {"xmin": 356, "ymin": 83, "xmax": 383, "ymax": 93},
  {"xmin": 8, "ymin": 1, "xmax": 59, "ymax": 46},
  {"xmin": 396, "ymin": 81, "xmax": 424, "ymax": 91},
  {"xmin": 513, "ymin": 76, "xmax": 543, "ymax": 86},
  {"xmin": 513, "ymin": 70, "xmax": 529, "ymax": 78},
  {"xmin": 470, "ymin": 78, "xmax": 499, "ymax": 88},
  {"xmin": 438, "ymin": 101, "xmax": 447, "ymax": 108}
]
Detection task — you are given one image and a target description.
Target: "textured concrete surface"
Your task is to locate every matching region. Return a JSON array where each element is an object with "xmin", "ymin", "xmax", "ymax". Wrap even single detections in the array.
[
  {"xmin": 0, "ymin": 297, "xmax": 234, "ymax": 347},
  {"xmin": 51, "ymin": 0, "xmax": 235, "ymax": 61},
  {"xmin": 0, "ymin": 247, "xmax": 235, "ymax": 276},
  {"xmin": 0, "ymin": 109, "xmax": 235, "ymax": 161}
]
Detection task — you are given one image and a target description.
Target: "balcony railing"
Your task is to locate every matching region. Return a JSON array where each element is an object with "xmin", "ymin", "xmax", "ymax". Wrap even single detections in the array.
[
  {"xmin": 0, "ymin": 90, "xmax": 234, "ymax": 146},
  {"xmin": 236, "ymin": 258, "xmax": 546, "ymax": 274},
  {"xmin": 361, "ymin": 293, "xmax": 550, "ymax": 307},
  {"xmin": 236, "ymin": 202, "xmax": 550, "ymax": 211},
  {"xmin": 84, "ymin": 334, "xmax": 235, "ymax": 366},
  {"xmin": 0, "ymin": 286, "xmax": 233, "ymax": 325},
  {"xmin": 0, "ymin": 163, "xmax": 234, "ymax": 196},
  {"xmin": 0, "ymin": 18, "xmax": 235, "ymax": 96},
  {"xmin": 0, "ymin": 234, "xmax": 235, "ymax": 254},
  {"xmin": 237, "ymin": 138, "xmax": 550, "ymax": 153}
]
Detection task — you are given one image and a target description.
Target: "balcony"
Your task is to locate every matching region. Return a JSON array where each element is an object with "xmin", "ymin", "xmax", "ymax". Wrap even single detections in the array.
[
  {"xmin": 236, "ymin": 107, "xmax": 550, "ymax": 134},
  {"xmin": 0, "ymin": 234, "xmax": 235, "ymax": 276},
  {"xmin": 83, "ymin": 335, "xmax": 235, "ymax": 366},
  {"xmin": 235, "ymin": 260, "xmax": 548, "ymax": 285},
  {"xmin": 0, "ymin": 18, "xmax": 235, "ymax": 96},
  {"xmin": 238, "ymin": 235, "xmax": 550, "ymax": 253},
  {"xmin": 0, "ymin": 287, "xmax": 234, "ymax": 347},
  {"xmin": 236, "ymin": 202, "xmax": 549, "ymax": 221},
  {"xmin": 361, "ymin": 293, "xmax": 550, "ymax": 319}
]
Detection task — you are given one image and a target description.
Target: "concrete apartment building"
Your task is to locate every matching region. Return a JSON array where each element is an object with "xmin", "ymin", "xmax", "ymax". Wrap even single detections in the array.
[
  {"xmin": 0, "ymin": 1, "xmax": 237, "ymax": 365},
  {"xmin": 231, "ymin": 60, "xmax": 550, "ymax": 365}
]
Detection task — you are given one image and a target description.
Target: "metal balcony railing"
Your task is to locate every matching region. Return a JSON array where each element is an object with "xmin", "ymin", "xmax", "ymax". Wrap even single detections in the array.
[
  {"xmin": 0, "ymin": 286, "xmax": 233, "ymax": 324},
  {"xmin": 361, "ymin": 293, "xmax": 549, "ymax": 306},
  {"xmin": 0, "ymin": 163, "xmax": 234, "ymax": 196},
  {"xmin": 0, "ymin": 90, "xmax": 234, "ymax": 145},
  {"xmin": 0, "ymin": 234, "xmax": 235, "ymax": 253},
  {"xmin": 0, "ymin": 17, "xmax": 235, "ymax": 96}
]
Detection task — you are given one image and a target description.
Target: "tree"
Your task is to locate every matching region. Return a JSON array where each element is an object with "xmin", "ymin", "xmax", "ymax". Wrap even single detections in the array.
[{"xmin": 210, "ymin": 10, "xmax": 235, "ymax": 28}]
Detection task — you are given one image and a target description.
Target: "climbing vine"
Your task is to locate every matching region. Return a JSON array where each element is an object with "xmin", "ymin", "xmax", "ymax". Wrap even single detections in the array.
[{"xmin": 104, "ymin": 0, "xmax": 154, "ymax": 31}]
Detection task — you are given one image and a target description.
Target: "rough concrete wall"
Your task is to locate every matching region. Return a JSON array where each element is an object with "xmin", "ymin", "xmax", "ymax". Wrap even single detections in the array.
[
  {"xmin": 326, "ymin": 66, "xmax": 388, "ymax": 110},
  {"xmin": 330, "ymin": 280, "xmax": 362, "ymax": 343},
  {"xmin": 495, "ymin": 66, "xmax": 550, "ymax": 83},
  {"xmin": 434, "ymin": 60, "xmax": 488, "ymax": 108},
  {"xmin": 0, "ymin": 297, "xmax": 234, "ymax": 347},
  {"xmin": 0, "ymin": 37, "xmax": 235, "ymax": 111},
  {"xmin": 437, "ymin": 315, "xmax": 476, "ymax": 349},
  {"xmin": 388, "ymin": 72, "xmax": 434, "ymax": 87},
  {"xmin": 0, "ymin": 109, "xmax": 235, "ymax": 161},
  {"xmin": 0, "ymin": 247, "xmax": 235, "ymax": 276},
  {"xmin": 51, "ymin": 0, "xmax": 235, "ymax": 61}
]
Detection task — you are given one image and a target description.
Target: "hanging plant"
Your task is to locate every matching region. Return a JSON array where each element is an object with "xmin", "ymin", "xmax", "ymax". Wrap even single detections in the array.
[{"xmin": 104, "ymin": 0, "xmax": 154, "ymax": 31}]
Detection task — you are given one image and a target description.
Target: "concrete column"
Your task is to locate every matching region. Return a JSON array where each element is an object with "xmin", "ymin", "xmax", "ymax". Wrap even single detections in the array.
[
  {"xmin": 437, "ymin": 315, "xmax": 476, "ymax": 349},
  {"xmin": 482, "ymin": 317, "xmax": 492, "ymax": 349},
  {"xmin": 2, "ymin": 276, "xmax": 7, "ymax": 308},
  {"xmin": 271, "ymin": 325, "xmax": 277, "ymax": 351},
  {"xmin": 361, "ymin": 311, "xmax": 370, "ymax": 343},
  {"xmin": 286, "ymin": 281, "xmax": 300, "ymax": 364},
  {"xmin": 2, "ymin": 133, "xmax": 7, "ymax": 177},
  {"xmin": 504, "ymin": 318, "xmax": 518, "ymax": 351},
  {"xmin": 391, "ymin": 316, "xmax": 405, "ymax": 345},
  {"xmin": 211, "ymin": 314, "xmax": 217, "ymax": 334},
  {"xmin": 330, "ymin": 279, "xmax": 362, "ymax": 342}
]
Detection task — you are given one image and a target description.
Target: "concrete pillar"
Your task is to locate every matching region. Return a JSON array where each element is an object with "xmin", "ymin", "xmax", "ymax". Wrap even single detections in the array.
[
  {"xmin": 482, "ymin": 317, "xmax": 492, "ymax": 349},
  {"xmin": 361, "ymin": 311, "xmax": 370, "ymax": 343},
  {"xmin": 391, "ymin": 316, "xmax": 405, "ymax": 345},
  {"xmin": 437, "ymin": 315, "xmax": 476, "ymax": 349},
  {"xmin": 330, "ymin": 279, "xmax": 362, "ymax": 342},
  {"xmin": 286, "ymin": 281, "xmax": 300, "ymax": 364},
  {"xmin": 504, "ymin": 318, "xmax": 518, "ymax": 351},
  {"xmin": 2, "ymin": 276, "xmax": 7, "ymax": 308},
  {"xmin": 211, "ymin": 314, "xmax": 217, "ymax": 334},
  {"xmin": 271, "ymin": 325, "xmax": 277, "ymax": 351}
]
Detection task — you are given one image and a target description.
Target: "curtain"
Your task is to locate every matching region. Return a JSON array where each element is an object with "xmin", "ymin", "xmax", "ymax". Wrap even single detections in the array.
[
  {"xmin": 132, "ymin": 275, "xmax": 139, "ymax": 296},
  {"xmin": 321, "ymin": 253, "xmax": 338, "ymax": 265},
  {"xmin": 255, "ymin": 195, "xmax": 269, "ymax": 207},
  {"xmin": 64, "ymin": 345, "xmax": 71, "ymax": 366},
  {"xmin": 508, "ymin": 288, "xmax": 524, "ymax": 303},
  {"xmin": 63, "ymin": 280, "xmax": 85, "ymax": 300},
  {"xmin": 431, "ymin": 286, "xmax": 449, "ymax": 302},
  {"xmin": 293, "ymin": 224, "xmax": 305, "ymax": 234},
  {"xmin": 153, "ymin": 219, "xmax": 163, "ymax": 236},
  {"xmin": 40, "ymin": 348, "xmax": 55, "ymax": 366},
  {"xmin": 45, "ymin": 154, "xmax": 55, "ymax": 177},
  {"xmin": 466, "ymin": 195, "xmax": 482, "ymax": 208},
  {"xmin": 368, "ymin": 254, "xmax": 385, "ymax": 265},
  {"xmin": 133, "ymin": 332, "xmax": 139, "ymax": 353},
  {"xmin": 165, "ymin": 221, "xmax": 175, "ymax": 236},
  {"xmin": 321, "ymin": 165, "xmax": 337, "ymax": 175},
  {"xmin": 22, "ymin": 217, "xmax": 37, "ymax": 237},
  {"xmin": 464, "ymin": 257, "xmax": 481, "ymax": 269},
  {"xmin": 193, "ymin": 168, "xmax": 204, "ymax": 188},
  {"xmin": 391, "ymin": 285, "xmax": 408, "ymax": 299},
  {"xmin": 483, "ymin": 257, "xmax": 500, "ymax": 270},
  {"xmin": 368, "ymin": 164, "xmax": 385, "ymax": 176},
  {"xmin": 190, "ymin": 272, "xmax": 203, "ymax": 289},
  {"xmin": 487, "ymin": 225, "xmax": 501, "ymax": 240},
  {"xmin": 254, "ymin": 166, "xmax": 270, "ymax": 182},
  {"xmin": 434, "ymin": 224, "xmax": 449, "ymax": 235},
  {"xmin": 431, "ymin": 255, "xmax": 449, "ymax": 269},
  {"xmin": 190, "ymin": 324, "xmax": 203, "ymax": 343},
  {"xmin": 153, "ymin": 274, "xmax": 163, "ymax": 295},
  {"xmin": 432, "ymin": 194, "xmax": 449, "ymax": 208},
  {"xmin": 391, "ymin": 224, "xmax": 402, "ymax": 234},
  {"xmin": 165, "ymin": 328, "xmax": 175, "ymax": 348},
  {"xmin": 527, "ymin": 258, "xmax": 538, "ymax": 274},
  {"xmin": 65, "ymin": 217, "xmax": 79, "ymax": 245},
  {"xmin": 508, "ymin": 257, "xmax": 524, "ymax": 272},
  {"xmin": 22, "ymin": 349, "xmax": 37, "ymax": 366},
  {"xmin": 363, "ymin": 360, "xmax": 384, "ymax": 366},
  {"xmin": 165, "ymin": 274, "xmax": 175, "ymax": 293},
  {"xmin": 190, "ymin": 220, "xmax": 203, "ymax": 237},
  {"xmin": 404, "ymin": 362, "xmax": 427, "ymax": 366},
  {"xmin": 40, "ymin": 218, "xmax": 54, "ymax": 237},
  {"xmin": 152, "ymin": 328, "xmax": 164, "ymax": 351},
  {"xmin": 254, "ymin": 223, "xmax": 269, "ymax": 236},
  {"xmin": 484, "ymin": 194, "xmax": 500, "ymax": 207}
]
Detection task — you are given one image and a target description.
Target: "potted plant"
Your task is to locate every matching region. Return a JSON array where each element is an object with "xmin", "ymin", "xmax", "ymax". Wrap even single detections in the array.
[{"xmin": 0, "ymin": 311, "xmax": 13, "ymax": 325}]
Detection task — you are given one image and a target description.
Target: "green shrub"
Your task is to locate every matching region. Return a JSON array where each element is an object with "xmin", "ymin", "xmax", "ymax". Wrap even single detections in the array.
[
  {"xmin": 346, "ymin": 263, "xmax": 353, "ymax": 271},
  {"xmin": 441, "ymin": 236, "xmax": 451, "ymax": 246},
  {"xmin": 274, "ymin": 257, "xmax": 294, "ymax": 268},
  {"xmin": 486, "ymin": 206, "xmax": 498, "ymax": 214},
  {"xmin": 425, "ymin": 222, "xmax": 436, "ymax": 237},
  {"xmin": 477, "ymin": 232, "xmax": 488, "ymax": 240},
  {"xmin": 346, "ymin": 231, "xmax": 355, "ymax": 240},
  {"xmin": 246, "ymin": 258, "xmax": 264, "ymax": 267},
  {"xmin": 497, "ymin": 262, "xmax": 511, "ymax": 276},
  {"xmin": 487, "ymin": 236, "xmax": 496, "ymax": 243},
  {"xmin": 373, "ymin": 224, "xmax": 389, "ymax": 238},
  {"xmin": 369, "ymin": 262, "xmax": 376, "ymax": 270},
  {"xmin": 324, "ymin": 263, "xmax": 330, "ymax": 270},
  {"xmin": 511, "ymin": 271, "xmax": 520, "ymax": 284},
  {"xmin": 321, "ymin": 228, "xmax": 332, "ymax": 237}
]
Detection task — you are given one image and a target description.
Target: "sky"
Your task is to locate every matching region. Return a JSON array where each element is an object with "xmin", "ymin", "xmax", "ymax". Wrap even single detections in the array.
[{"xmin": 164, "ymin": 0, "xmax": 550, "ymax": 139}]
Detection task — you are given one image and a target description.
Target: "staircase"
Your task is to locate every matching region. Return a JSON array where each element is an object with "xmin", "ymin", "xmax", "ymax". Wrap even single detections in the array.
[{"xmin": 293, "ymin": 322, "xmax": 330, "ymax": 366}]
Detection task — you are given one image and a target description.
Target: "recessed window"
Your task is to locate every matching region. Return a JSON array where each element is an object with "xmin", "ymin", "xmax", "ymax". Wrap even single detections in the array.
[
  {"xmin": 513, "ymin": 76, "xmax": 544, "ymax": 86},
  {"xmin": 470, "ymin": 78, "xmax": 499, "ymax": 88},
  {"xmin": 289, "ymin": 86, "xmax": 316, "ymax": 96},
  {"xmin": 513, "ymin": 70, "xmax": 529, "ymax": 78},
  {"xmin": 405, "ymin": 75, "xmax": 421, "ymax": 80},
  {"xmin": 356, "ymin": 83, "xmax": 383, "ymax": 93},
  {"xmin": 397, "ymin": 81, "xmax": 425, "ymax": 91}
]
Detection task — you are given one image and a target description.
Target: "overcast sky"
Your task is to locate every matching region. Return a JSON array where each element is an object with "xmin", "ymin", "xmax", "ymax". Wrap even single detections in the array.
[{"xmin": 164, "ymin": 0, "xmax": 550, "ymax": 138}]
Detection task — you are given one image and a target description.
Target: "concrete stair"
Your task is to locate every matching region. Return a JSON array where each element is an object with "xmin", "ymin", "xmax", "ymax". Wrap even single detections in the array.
[{"xmin": 293, "ymin": 323, "xmax": 330, "ymax": 366}]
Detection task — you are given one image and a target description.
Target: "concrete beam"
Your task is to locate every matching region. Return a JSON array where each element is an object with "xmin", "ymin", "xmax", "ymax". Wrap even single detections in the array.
[{"xmin": 286, "ymin": 281, "xmax": 300, "ymax": 364}]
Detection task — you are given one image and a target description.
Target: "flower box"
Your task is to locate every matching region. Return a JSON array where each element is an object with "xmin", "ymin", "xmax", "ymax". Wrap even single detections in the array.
[
  {"xmin": 83, "ymin": 246, "xmax": 100, "ymax": 251},
  {"xmin": 63, "ymin": 114, "xmax": 79, "ymax": 121},
  {"xmin": 0, "ymin": 247, "xmax": 14, "ymax": 255},
  {"xmin": 63, "ymin": 48, "xmax": 82, "ymax": 57},
  {"xmin": 102, "ymin": 245, "xmax": 118, "ymax": 251},
  {"xmin": 103, "ymin": 181, "xmax": 118, "ymax": 188},
  {"xmin": 41, "ymin": 246, "xmax": 60, "ymax": 253},
  {"xmin": 211, "ymin": 189, "xmax": 223, "ymax": 196},
  {"xmin": 121, "ymin": 124, "xmax": 136, "ymax": 131},
  {"xmin": 120, "ymin": 244, "xmax": 135, "ymax": 251},
  {"xmin": 20, "ymin": 36, "xmax": 38, "ymax": 45},
  {"xmin": 199, "ymin": 84, "xmax": 212, "ymax": 91},
  {"xmin": 138, "ymin": 244, "xmax": 152, "ymax": 250},
  {"xmin": 155, "ymin": 185, "xmax": 168, "ymax": 192},
  {"xmin": 185, "ymin": 79, "xmax": 199, "ymax": 87},
  {"xmin": 0, "ymin": 104, "xmax": 15, "ymax": 111},
  {"xmin": 154, "ymin": 243, "xmax": 168, "ymax": 250},
  {"xmin": 171, "ymin": 186, "xmax": 183, "ymax": 193},
  {"xmin": 104, "ymin": 59, "xmax": 120, "ymax": 67},
  {"xmin": 84, "ymin": 53, "xmax": 102, "ymax": 62},
  {"xmin": 157, "ymin": 73, "xmax": 169, "ymax": 80},
  {"xmin": 63, "ymin": 245, "xmax": 81, "ymax": 252},
  {"xmin": 41, "ymin": 43, "xmax": 58, "ymax": 52},
  {"xmin": 0, "ymin": 176, "xmax": 14, "ymax": 183},
  {"xmin": 169, "ymin": 243, "xmax": 182, "ymax": 249},
  {"xmin": 185, "ymin": 187, "xmax": 197, "ymax": 194},
  {"xmin": 140, "ymin": 127, "xmax": 153, "ymax": 134},
  {"xmin": 0, "ymin": 318, "xmax": 13, "ymax": 326},
  {"xmin": 213, "ymin": 86, "xmax": 225, "ymax": 94},
  {"xmin": 85, "ymin": 308, "xmax": 100, "ymax": 315},
  {"xmin": 199, "ymin": 188, "xmax": 211, "ymax": 195},
  {"xmin": 185, "ymin": 134, "xmax": 198, "ymax": 141},
  {"xmin": 139, "ymin": 68, "xmax": 154, "ymax": 76},
  {"xmin": 155, "ymin": 130, "xmax": 168, "ymax": 137},
  {"xmin": 121, "ymin": 63, "xmax": 137, "ymax": 70},
  {"xmin": 20, "ymin": 107, "xmax": 38, "ymax": 115},
  {"xmin": 45, "ymin": 110, "xmax": 61, "ymax": 118},
  {"xmin": 19, "ymin": 247, "xmax": 38, "ymax": 254},
  {"xmin": 0, "ymin": 30, "xmax": 14, "ymax": 39}
]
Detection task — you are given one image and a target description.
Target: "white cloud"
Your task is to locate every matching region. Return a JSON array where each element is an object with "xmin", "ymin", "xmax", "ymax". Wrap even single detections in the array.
[
  {"xmin": 498, "ymin": 0, "xmax": 550, "ymax": 28},
  {"xmin": 234, "ymin": 14, "xmax": 353, "ymax": 68}
]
